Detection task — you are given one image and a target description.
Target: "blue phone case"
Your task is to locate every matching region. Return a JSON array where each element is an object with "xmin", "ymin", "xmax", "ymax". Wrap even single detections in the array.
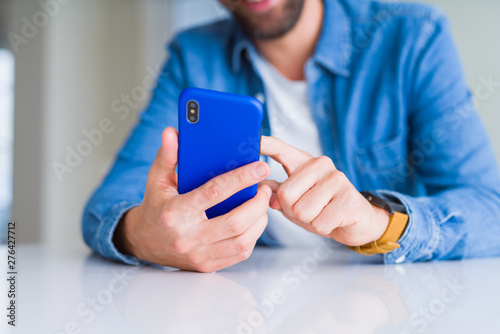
[{"xmin": 178, "ymin": 87, "xmax": 264, "ymax": 218}]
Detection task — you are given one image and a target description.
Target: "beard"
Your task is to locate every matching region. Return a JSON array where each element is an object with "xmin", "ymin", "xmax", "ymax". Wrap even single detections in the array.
[{"xmin": 226, "ymin": 0, "xmax": 305, "ymax": 41}]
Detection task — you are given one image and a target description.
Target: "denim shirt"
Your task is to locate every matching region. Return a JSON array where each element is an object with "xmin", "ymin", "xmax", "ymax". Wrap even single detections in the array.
[{"xmin": 82, "ymin": 0, "xmax": 500, "ymax": 265}]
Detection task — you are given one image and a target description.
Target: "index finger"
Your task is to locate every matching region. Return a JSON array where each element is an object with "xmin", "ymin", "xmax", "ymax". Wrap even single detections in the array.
[
  {"xmin": 185, "ymin": 161, "xmax": 270, "ymax": 212},
  {"xmin": 260, "ymin": 136, "xmax": 314, "ymax": 175}
]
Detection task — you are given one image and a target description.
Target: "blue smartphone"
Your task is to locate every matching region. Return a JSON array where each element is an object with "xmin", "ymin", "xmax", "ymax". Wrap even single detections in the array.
[{"xmin": 178, "ymin": 87, "xmax": 264, "ymax": 219}]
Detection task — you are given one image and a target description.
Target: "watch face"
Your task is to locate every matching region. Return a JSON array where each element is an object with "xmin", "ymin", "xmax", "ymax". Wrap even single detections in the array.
[{"xmin": 361, "ymin": 191, "xmax": 406, "ymax": 215}]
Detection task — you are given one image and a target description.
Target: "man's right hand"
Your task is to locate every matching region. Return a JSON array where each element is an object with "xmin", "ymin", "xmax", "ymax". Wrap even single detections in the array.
[{"xmin": 113, "ymin": 127, "xmax": 271, "ymax": 272}]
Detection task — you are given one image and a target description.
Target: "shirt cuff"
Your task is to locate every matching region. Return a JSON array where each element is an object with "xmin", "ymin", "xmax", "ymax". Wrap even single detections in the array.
[
  {"xmin": 375, "ymin": 190, "xmax": 440, "ymax": 264},
  {"xmin": 93, "ymin": 201, "xmax": 149, "ymax": 266}
]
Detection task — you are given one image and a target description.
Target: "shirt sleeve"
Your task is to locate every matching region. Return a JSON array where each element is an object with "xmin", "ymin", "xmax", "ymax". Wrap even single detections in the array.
[
  {"xmin": 81, "ymin": 39, "xmax": 186, "ymax": 265},
  {"xmin": 379, "ymin": 14, "xmax": 500, "ymax": 263}
]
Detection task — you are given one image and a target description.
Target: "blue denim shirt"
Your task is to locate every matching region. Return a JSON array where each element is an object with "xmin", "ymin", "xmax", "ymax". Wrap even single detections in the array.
[{"xmin": 82, "ymin": 0, "xmax": 500, "ymax": 265}]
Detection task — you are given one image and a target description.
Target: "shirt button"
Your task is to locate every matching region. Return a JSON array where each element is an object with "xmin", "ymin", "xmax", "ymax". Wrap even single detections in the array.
[
  {"xmin": 395, "ymin": 255, "xmax": 406, "ymax": 264},
  {"xmin": 255, "ymin": 92, "xmax": 265, "ymax": 104}
]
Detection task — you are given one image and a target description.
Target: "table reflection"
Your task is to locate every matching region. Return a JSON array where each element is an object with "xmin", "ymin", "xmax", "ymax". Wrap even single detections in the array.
[{"xmin": 78, "ymin": 243, "xmax": 496, "ymax": 334}]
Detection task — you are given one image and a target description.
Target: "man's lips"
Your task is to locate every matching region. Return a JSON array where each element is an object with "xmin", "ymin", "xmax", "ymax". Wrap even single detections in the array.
[{"xmin": 240, "ymin": 0, "xmax": 274, "ymax": 13}]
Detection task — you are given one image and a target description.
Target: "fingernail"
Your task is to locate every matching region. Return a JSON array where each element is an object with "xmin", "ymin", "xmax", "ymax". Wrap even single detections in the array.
[{"xmin": 254, "ymin": 164, "xmax": 267, "ymax": 178}]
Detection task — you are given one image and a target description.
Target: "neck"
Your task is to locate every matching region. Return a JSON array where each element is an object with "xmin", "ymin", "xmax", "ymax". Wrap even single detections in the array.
[{"xmin": 253, "ymin": 0, "xmax": 324, "ymax": 81}]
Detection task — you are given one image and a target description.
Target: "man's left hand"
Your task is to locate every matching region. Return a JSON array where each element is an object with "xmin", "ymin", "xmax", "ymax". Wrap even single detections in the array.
[{"xmin": 260, "ymin": 136, "xmax": 390, "ymax": 246}]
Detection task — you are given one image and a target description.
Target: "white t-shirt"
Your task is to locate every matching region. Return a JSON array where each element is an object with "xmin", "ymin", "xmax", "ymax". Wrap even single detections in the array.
[{"xmin": 250, "ymin": 50, "xmax": 327, "ymax": 247}]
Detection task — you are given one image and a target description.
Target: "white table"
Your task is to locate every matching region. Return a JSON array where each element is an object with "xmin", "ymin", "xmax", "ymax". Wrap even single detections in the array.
[{"xmin": 1, "ymin": 243, "xmax": 499, "ymax": 334}]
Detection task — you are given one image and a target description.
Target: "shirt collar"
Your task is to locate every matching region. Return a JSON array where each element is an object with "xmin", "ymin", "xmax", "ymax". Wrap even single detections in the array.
[{"xmin": 230, "ymin": 0, "xmax": 353, "ymax": 77}]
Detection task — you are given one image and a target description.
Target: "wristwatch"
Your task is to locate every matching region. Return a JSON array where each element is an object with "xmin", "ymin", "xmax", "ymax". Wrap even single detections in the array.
[{"xmin": 348, "ymin": 191, "xmax": 409, "ymax": 255}]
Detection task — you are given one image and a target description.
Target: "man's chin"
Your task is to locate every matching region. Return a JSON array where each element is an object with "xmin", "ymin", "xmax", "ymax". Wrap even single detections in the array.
[{"xmin": 230, "ymin": 0, "xmax": 305, "ymax": 41}]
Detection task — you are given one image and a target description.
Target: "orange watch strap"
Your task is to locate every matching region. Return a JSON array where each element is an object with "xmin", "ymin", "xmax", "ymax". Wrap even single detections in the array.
[{"xmin": 348, "ymin": 212, "xmax": 409, "ymax": 255}]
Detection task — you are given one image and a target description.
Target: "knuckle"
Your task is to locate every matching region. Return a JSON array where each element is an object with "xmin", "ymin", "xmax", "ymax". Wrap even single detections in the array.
[
  {"xmin": 315, "ymin": 155, "xmax": 335, "ymax": 169},
  {"xmin": 329, "ymin": 170, "xmax": 347, "ymax": 184},
  {"xmin": 160, "ymin": 210, "xmax": 178, "ymax": 229},
  {"xmin": 171, "ymin": 236, "xmax": 192, "ymax": 254},
  {"xmin": 326, "ymin": 171, "xmax": 337, "ymax": 183},
  {"xmin": 276, "ymin": 186, "xmax": 290, "ymax": 205},
  {"xmin": 238, "ymin": 249, "xmax": 253, "ymax": 262},
  {"xmin": 235, "ymin": 168, "xmax": 250, "ymax": 186},
  {"xmin": 226, "ymin": 214, "xmax": 244, "ymax": 236},
  {"xmin": 235, "ymin": 236, "xmax": 253, "ymax": 253},
  {"xmin": 203, "ymin": 180, "xmax": 222, "ymax": 202},
  {"xmin": 344, "ymin": 191, "xmax": 358, "ymax": 206},
  {"xmin": 292, "ymin": 203, "xmax": 309, "ymax": 222},
  {"xmin": 310, "ymin": 220, "xmax": 330, "ymax": 236},
  {"xmin": 185, "ymin": 252, "xmax": 205, "ymax": 266}
]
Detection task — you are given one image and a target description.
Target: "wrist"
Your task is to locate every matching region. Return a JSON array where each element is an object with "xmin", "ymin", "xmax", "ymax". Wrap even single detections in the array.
[
  {"xmin": 348, "ymin": 200, "xmax": 409, "ymax": 255},
  {"xmin": 369, "ymin": 204, "xmax": 391, "ymax": 243},
  {"xmin": 113, "ymin": 206, "xmax": 141, "ymax": 257}
]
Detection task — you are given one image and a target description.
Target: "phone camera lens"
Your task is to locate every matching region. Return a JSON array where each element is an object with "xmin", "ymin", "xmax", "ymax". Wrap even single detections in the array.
[{"xmin": 187, "ymin": 100, "xmax": 199, "ymax": 124}]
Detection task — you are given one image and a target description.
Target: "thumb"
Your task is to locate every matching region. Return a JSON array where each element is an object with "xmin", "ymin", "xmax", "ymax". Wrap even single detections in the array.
[
  {"xmin": 259, "ymin": 179, "xmax": 281, "ymax": 211},
  {"xmin": 150, "ymin": 127, "xmax": 179, "ymax": 188}
]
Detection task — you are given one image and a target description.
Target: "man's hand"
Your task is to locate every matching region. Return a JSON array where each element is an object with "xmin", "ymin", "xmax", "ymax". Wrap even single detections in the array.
[
  {"xmin": 260, "ymin": 136, "xmax": 390, "ymax": 247},
  {"xmin": 114, "ymin": 127, "xmax": 272, "ymax": 272}
]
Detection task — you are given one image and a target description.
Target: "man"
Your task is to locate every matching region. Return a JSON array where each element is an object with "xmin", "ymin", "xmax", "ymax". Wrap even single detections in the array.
[{"xmin": 83, "ymin": 0, "xmax": 500, "ymax": 272}]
